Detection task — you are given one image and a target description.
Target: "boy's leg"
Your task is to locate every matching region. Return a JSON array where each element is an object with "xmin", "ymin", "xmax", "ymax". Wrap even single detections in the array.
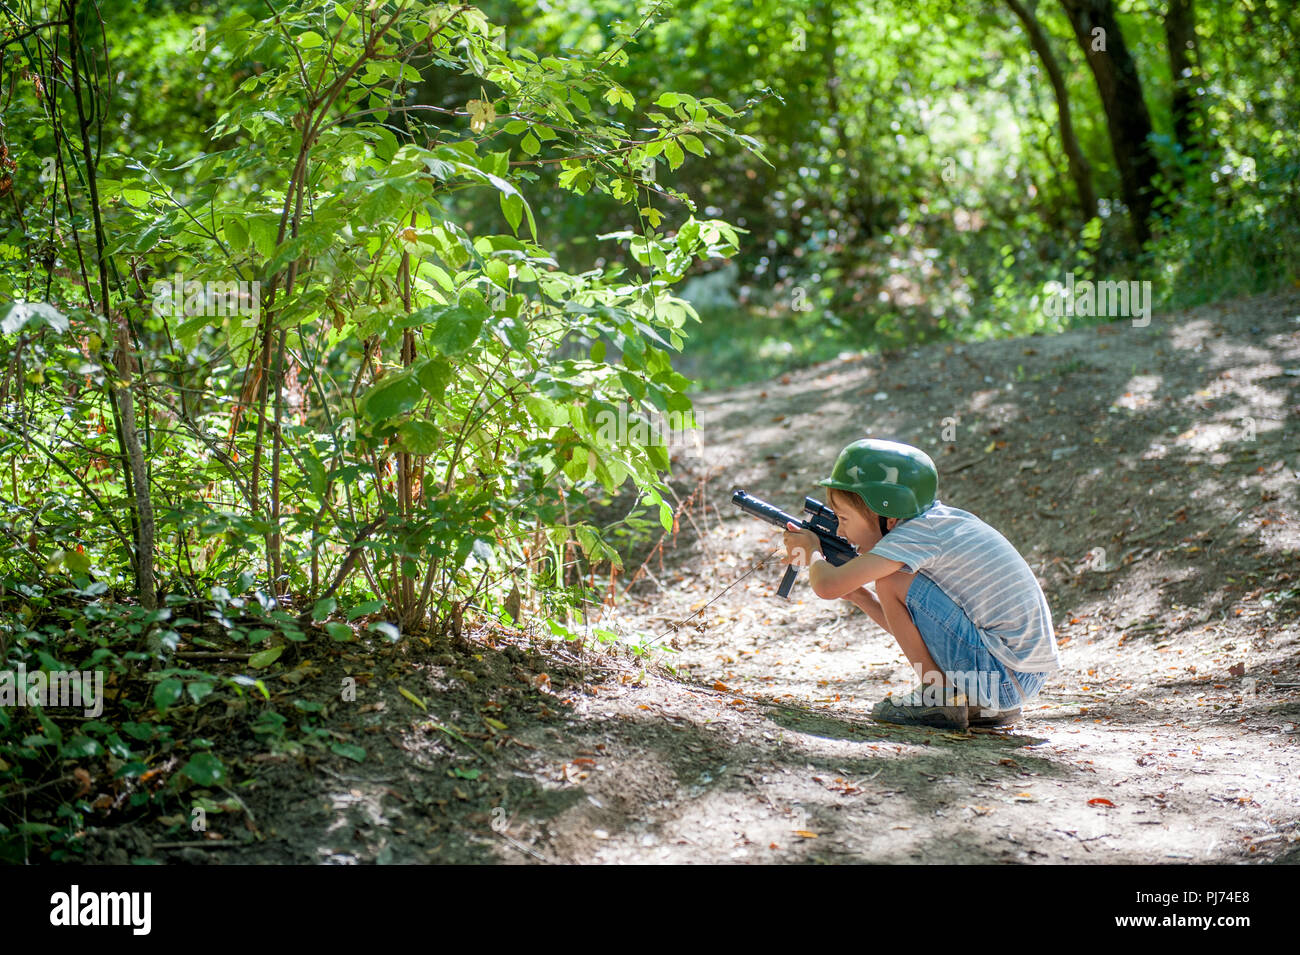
[
  {"xmin": 872, "ymin": 568, "xmax": 945, "ymax": 690},
  {"xmin": 894, "ymin": 572, "xmax": 1014, "ymax": 718}
]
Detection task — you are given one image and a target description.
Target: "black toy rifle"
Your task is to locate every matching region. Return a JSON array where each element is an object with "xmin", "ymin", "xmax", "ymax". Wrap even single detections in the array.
[{"xmin": 731, "ymin": 489, "xmax": 858, "ymax": 598}]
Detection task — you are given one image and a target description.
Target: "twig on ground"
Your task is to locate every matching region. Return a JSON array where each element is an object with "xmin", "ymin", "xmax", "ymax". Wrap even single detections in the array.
[
  {"xmin": 494, "ymin": 828, "xmax": 550, "ymax": 862},
  {"xmin": 152, "ymin": 841, "xmax": 241, "ymax": 850}
]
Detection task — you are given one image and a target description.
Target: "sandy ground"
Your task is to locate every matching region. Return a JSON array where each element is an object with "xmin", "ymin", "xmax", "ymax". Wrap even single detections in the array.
[
  {"xmin": 79, "ymin": 291, "xmax": 1299, "ymax": 866},
  {"xmin": 502, "ymin": 290, "xmax": 1300, "ymax": 863}
]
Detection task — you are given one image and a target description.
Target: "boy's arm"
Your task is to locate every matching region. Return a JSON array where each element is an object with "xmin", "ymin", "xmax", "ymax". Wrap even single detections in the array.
[
  {"xmin": 783, "ymin": 522, "xmax": 903, "ymax": 598},
  {"xmin": 807, "ymin": 551, "xmax": 903, "ymax": 599}
]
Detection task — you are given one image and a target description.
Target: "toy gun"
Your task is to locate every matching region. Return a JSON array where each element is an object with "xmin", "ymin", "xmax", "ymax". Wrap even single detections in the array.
[{"xmin": 731, "ymin": 489, "xmax": 858, "ymax": 598}]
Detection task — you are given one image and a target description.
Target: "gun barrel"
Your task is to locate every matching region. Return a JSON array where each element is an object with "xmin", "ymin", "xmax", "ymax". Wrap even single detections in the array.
[{"xmin": 731, "ymin": 489, "xmax": 800, "ymax": 531}]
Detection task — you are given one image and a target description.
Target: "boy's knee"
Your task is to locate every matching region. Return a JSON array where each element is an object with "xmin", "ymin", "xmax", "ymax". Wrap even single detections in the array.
[{"xmin": 875, "ymin": 570, "xmax": 911, "ymax": 602}]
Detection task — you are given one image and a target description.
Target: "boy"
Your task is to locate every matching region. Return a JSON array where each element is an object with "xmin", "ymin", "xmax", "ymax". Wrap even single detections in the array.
[{"xmin": 782, "ymin": 437, "xmax": 1060, "ymax": 730}]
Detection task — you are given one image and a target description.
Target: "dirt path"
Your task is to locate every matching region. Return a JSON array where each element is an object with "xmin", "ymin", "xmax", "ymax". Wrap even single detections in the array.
[
  {"xmin": 567, "ymin": 291, "xmax": 1300, "ymax": 863},
  {"xmin": 86, "ymin": 292, "xmax": 1299, "ymax": 865}
]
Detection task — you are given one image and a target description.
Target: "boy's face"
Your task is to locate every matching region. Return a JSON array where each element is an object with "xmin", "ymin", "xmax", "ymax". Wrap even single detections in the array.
[{"xmin": 828, "ymin": 489, "xmax": 895, "ymax": 551}]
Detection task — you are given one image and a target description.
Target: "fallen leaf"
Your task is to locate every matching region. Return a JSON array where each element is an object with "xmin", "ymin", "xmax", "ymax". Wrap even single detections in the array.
[
  {"xmin": 1087, "ymin": 797, "xmax": 1116, "ymax": 808},
  {"xmin": 399, "ymin": 686, "xmax": 428, "ymax": 711}
]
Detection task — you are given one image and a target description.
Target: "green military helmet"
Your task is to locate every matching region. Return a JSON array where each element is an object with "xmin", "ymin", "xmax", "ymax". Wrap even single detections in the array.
[{"xmin": 817, "ymin": 438, "xmax": 938, "ymax": 519}]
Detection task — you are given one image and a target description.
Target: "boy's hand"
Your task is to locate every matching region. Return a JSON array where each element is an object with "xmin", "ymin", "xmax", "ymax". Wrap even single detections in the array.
[{"xmin": 783, "ymin": 521, "xmax": 821, "ymax": 566}]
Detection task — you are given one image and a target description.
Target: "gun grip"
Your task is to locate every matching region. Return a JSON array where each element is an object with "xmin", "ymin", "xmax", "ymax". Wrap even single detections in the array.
[{"xmin": 777, "ymin": 564, "xmax": 798, "ymax": 599}]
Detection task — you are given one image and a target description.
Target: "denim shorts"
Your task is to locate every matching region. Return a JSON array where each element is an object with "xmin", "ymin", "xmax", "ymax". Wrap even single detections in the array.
[{"xmin": 904, "ymin": 571, "xmax": 1047, "ymax": 710}]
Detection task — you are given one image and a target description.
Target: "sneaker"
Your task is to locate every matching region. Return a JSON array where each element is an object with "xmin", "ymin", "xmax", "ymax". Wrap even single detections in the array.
[
  {"xmin": 968, "ymin": 706, "xmax": 1021, "ymax": 728},
  {"xmin": 871, "ymin": 683, "xmax": 970, "ymax": 731}
]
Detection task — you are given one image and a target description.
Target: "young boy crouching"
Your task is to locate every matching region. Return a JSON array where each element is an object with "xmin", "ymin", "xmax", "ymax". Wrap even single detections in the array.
[{"xmin": 782, "ymin": 438, "xmax": 1061, "ymax": 730}]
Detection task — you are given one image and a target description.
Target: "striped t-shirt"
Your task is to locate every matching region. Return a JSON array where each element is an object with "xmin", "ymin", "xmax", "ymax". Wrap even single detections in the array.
[{"xmin": 868, "ymin": 499, "xmax": 1061, "ymax": 674}]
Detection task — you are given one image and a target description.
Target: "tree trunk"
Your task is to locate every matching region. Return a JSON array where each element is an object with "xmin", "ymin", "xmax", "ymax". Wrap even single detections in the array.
[
  {"xmin": 1058, "ymin": 0, "xmax": 1160, "ymax": 246},
  {"xmin": 67, "ymin": 0, "xmax": 156, "ymax": 609},
  {"xmin": 817, "ymin": 0, "xmax": 879, "ymax": 236},
  {"xmin": 1165, "ymin": 0, "xmax": 1199, "ymax": 161},
  {"xmin": 1006, "ymin": 0, "xmax": 1098, "ymax": 223}
]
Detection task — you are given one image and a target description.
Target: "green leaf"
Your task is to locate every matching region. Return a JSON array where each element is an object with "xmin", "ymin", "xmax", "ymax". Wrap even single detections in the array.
[
  {"xmin": 346, "ymin": 600, "xmax": 385, "ymax": 621},
  {"xmin": 180, "ymin": 752, "xmax": 227, "ymax": 786},
  {"xmin": 524, "ymin": 395, "xmax": 568, "ymax": 427},
  {"xmin": 399, "ymin": 686, "xmax": 427, "ymax": 711},
  {"xmin": 15, "ymin": 822, "xmax": 58, "ymax": 835},
  {"xmin": 659, "ymin": 500, "xmax": 674, "ymax": 531},
  {"xmin": 331, "ymin": 743, "xmax": 366, "ymax": 762},
  {"xmin": 398, "ymin": 419, "xmax": 440, "ymax": 454},
  {"xmin": 312, "ymin": 597, "xmax": 337, "ymax": 621},
  {"xmin": 247, "ymin": 217, "xmax": 279, "ymax": 259},
  {"xmin": 430, "ymin": 289, "xmax": 488, "ymax": 355},
  {"xmin": 546, "ymin": 617, "xmax": 580, "ymax": 641},
  {"xmin": 362, "ymin": 370, "xmax": 423, "ymax": 422},
  {"xmin": 664, "ymin": 140, "xmax": 685, "ymax": 171},
  {"xmin": 153, "ymin": 679, "xmax": 183, "ymax": 713},
  {"xmin": 64, "ymin": 549, "xmax": 91, "ymax": 575},
  {"xmin": 486, "ymin": 258, "xmax": 510, "ymax": 288},
  {"xmin": 61, "ymin": 735, "xmax": 104, "ymax": 758},
  {"xmin": 224, "ymin": 216, "xmax": 250, "ymax": 252},
  {"xmin": 416, "ymin": 357, "xmax": 453, "ymax": 402},
  {"xmin": 501, "ymin": 192, "xmax": 524, "ymax": 233},
  {"xmin": 680, "ymin": 134, "xmax": 708, "ymax": 157},
  {"xmin": 249, "ymin": 645, "xmax": 284, "ymax": 668},
  {"xmin": 325, "ymin": 622, "xmax": 354, "ymax": 641}
]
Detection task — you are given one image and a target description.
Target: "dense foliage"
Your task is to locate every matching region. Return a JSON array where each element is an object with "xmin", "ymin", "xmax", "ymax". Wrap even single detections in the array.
[
  {"xmin": 1, "ymin": 0, "xmax": 1296, "ymax": 860},
  {"xmin": 0, "ymin": 0, "xmax": 756, "ymax": 858}
]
